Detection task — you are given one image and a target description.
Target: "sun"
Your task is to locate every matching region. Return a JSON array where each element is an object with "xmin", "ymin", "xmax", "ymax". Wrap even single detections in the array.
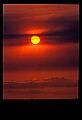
[{"xmin": 31, "ymin": 35, "xmax": 40, "ymax": 45}]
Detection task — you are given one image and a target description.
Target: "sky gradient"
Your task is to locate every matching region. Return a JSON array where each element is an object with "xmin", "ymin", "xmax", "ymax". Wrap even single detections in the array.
[{"xmin": 3, "ymin": 4, "xmax": 79, "ymax": 99}]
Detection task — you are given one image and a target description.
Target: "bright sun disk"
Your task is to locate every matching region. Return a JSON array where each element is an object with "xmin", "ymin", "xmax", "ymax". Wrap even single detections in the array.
[{"xmin": 31, "ymin": 35, "xmax": 40, "ymax": 45}]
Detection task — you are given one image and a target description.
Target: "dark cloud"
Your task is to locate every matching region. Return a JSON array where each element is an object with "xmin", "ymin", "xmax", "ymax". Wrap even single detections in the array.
[
  {"xmin": 4, "ymin": 77, "xmax": 77, "ymax": 90},
  {"xmin": 3, "ymin": 36, "xmax": 30, "ymax": 46},
  {"xmin": 39, "ymin": 15, "xmax": 79, "ymax": 44},
  {"xmin": 3, "ymin": 13, "xmax": 28, "ymax": 34},
  {"xmin": 40, "ymin": 23, "xmax": 79, "ymax": 44},
  {"xmin": 3, "ymin": 12, "xmax": 79, "ymax": 45},
  {"xmin": 3, "ymin": 13, "xmax": 45, "ymax": 35}
]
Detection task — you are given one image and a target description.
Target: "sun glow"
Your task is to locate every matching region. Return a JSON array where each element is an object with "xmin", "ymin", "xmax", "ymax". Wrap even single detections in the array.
[{"xmin": 31, "ymin": 35, "xmax": 40, "ymax": 45}]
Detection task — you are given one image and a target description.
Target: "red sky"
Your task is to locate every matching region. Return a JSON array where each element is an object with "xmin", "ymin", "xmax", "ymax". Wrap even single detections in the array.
[{"xmin": 3, "ymin": 4, "xmax": 79, "ymax": 99}]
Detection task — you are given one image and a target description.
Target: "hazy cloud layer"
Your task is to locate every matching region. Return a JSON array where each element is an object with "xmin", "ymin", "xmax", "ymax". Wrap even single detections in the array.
[
  {"xmin": 4, "ymin": 88, "xmax": 77, "ymax": 95},
  {"xmin": 3, "ymin": 15, "xmax": 79, "ymax": 46},
  {"xmin": 4, "ymin": 77, "xmax": 77, "ymax": 90},
  {"xmin": 3, "ymin": 4, "xmax": 79, "ymax": 46},
  {"xmin": 3, "ymin": 77, "xmax": 78, "ymax": 99}
]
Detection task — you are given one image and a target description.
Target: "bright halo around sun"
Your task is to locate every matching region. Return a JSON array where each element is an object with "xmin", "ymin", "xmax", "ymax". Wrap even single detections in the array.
[{"xmin": 31, "ymin": 35, "xmax": 40, "ymax": 45}]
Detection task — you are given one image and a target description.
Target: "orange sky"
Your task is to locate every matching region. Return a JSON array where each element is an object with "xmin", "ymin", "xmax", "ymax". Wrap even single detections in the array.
[
  {"xmin": 3, "ymin": 43, "xmax": 79, "ymax": 82},
  {"xmin": 3, "ymin": 4, "xmax": 79, "ymax": 99}
]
